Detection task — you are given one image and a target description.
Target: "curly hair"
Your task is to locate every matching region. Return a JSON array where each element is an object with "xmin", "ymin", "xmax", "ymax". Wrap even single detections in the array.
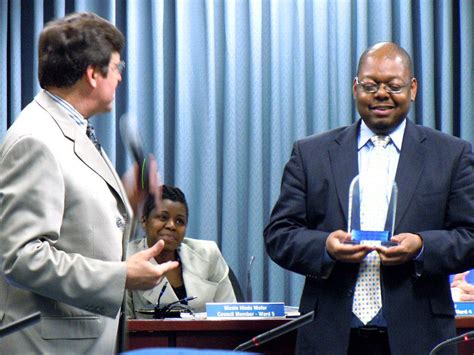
[{"xmin": 142, "ymin": 185, "xmax": 189, "ymax": 220}]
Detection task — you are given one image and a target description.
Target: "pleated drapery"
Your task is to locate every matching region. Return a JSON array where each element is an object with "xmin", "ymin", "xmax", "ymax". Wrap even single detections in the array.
[{"xmin": 1, "ymin": 0, "xmax": 472, "ymax": 305}]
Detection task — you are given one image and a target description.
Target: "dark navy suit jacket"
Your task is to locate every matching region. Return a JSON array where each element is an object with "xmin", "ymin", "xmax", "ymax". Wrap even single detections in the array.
[{"xmin": 264, "ymin": 119, "xmax": 474, "ymax": 354}]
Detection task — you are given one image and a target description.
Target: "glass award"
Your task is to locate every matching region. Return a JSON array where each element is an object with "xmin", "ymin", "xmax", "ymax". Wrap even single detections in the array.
[{"xmin": 347, "ymin": 174, "xmax": 397, "ymax": 246}]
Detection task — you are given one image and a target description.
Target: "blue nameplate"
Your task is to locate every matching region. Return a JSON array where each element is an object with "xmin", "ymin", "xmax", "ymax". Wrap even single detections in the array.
[
  {"xmin": 206, "ymin": 302, "xmax": 285, "ymax": 318},
  {"xmin": 454, "ymin": 302, "xmax": 474, "ymax": 316},
  {"xmin": 352, "ymin": 230, "xmax": 389, "ymax": 242}
]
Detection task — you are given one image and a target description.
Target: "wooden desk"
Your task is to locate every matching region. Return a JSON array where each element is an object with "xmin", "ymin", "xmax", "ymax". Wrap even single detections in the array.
[
  {"xmin": 127, "ymin": 317, "xmax": 474, "ymax": 354},
  {"xmin": 127, "ymin": 318, "xmax": 294, "ymax": 354},
  {"xmin": 456, "ymin": 316, "xmax": 474, "ymax": 330}
]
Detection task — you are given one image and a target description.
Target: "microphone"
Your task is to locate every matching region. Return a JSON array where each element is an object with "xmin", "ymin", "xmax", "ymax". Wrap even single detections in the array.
[
  {"xmin": 429, "ymin": 330, "xmax": 474, "ymax": 355},
  {"xmin": 233, "ymin": 310, "xmax": 314, "ymax": 351},
  {"xmin": 0, "ymin": 312, "xmax": 41, "ymax": 338},
  {"xmin": 154, "ymin": 296, "xmax": 197, "ymax": 319},
  {"xmin": 246, "ymin": 256, "xmax": 256, "ymax": 302},
  {"xmin": 162, "ymin": 296, "xmax": 197, "ymax": 311},
  {"xmin": 119, "ymin": 113, "xmax": 149, "ymax": 191},
  {"xmin": 155, "ymin": 281, "xmax": 168, "ymax": 312}
]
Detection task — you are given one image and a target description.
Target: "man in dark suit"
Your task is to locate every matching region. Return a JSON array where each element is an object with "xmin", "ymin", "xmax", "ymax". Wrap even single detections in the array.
[{"xmin": 264, "ymin": 42, "xmax": 474, "ymax": 354}]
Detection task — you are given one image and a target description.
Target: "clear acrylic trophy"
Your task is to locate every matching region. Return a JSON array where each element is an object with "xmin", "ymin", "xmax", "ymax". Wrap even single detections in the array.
[{"xmin": 347, "ymin": 174, "xmax": 398, "ymax": 246}]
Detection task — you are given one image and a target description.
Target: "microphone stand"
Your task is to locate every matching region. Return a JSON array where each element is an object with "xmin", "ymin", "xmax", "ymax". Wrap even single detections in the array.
[
  {"xmin": 233, "ymin": 311, "xmax": 314, "ymax": 351},
  {"xmin": 155, "ymin": 296, "xmax": 197, "ymax": 319},
  {"xmin": 153, "ymin": 282, "xmax": 169, "ymax": 319},
  {"xmin": 245, "ymin": 256, "xmax": 255, "ymax": 302},
  {"xmin": 155, "ymin": 282, "xmax": 168, "ymax": 309}
]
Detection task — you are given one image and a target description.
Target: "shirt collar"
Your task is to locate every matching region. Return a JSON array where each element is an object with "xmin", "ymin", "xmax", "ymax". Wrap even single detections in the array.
[
  {"xmin": 44, "ymin": 90, "xmax": 87, "ymax": 128},
  {"xmin": 358, "ymin": 118, "xmax": 406, "ymax": 152}
]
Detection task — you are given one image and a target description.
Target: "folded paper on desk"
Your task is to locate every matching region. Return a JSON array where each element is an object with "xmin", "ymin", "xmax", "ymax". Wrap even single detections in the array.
[
  {"xmin": 206, "ymin": 302, "xmax": 285, "ymax": 318},
  {"xmin": 284, "ymin": 305, "xmax": 300, "ymax": 318}
]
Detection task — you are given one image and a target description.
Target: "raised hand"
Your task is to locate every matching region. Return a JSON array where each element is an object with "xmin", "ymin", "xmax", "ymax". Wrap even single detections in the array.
[{"xmin": 125, "ymin": 240, "xmax": 179, "ymax": 290}]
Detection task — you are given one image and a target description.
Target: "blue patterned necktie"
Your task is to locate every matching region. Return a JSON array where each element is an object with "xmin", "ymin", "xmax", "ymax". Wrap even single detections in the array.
[
  {"xmin": 86, "ymin": 122, "xmax": 101, "ymax": 152},
  {"xmin": 352, "ymin": 135, "xmax": 391, "ymax": 325}
]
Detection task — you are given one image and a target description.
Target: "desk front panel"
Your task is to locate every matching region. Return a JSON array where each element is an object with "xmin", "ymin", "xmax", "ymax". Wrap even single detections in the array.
[
  {"xmin": 128, "ymin": 319, "xmax": 294, "ymax": 354},
  {"xmin": 128, "ymin": 317, "xmax": 474, "ymax": 354}
]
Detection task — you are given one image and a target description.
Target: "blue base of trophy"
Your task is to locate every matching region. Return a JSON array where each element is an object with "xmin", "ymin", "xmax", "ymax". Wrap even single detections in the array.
[
  {"xmin": 348, "ymin": 230, "xmax": 397, "ymax": 247},
  {"xmin": 353, "ymin": 230, "xmax": 388, "ymax": 241}
]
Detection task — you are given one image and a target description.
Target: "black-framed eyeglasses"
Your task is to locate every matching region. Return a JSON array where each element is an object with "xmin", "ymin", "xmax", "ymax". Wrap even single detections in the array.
[{"xmin": 355, "ymin": 77, "xmax": 413, "ymax": 94}]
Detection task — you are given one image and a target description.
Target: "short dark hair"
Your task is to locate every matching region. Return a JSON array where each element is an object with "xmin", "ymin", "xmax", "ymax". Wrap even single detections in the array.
[
  {"xmin": 142, "ymin": 185, "xmax": 189, "ymax": 220},
  {"xmin": 38, "ymin": 12, "xmax": 125, "ymax": 89}
]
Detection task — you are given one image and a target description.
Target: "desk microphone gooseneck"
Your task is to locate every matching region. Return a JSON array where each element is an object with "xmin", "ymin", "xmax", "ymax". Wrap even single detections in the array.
[
  {"xmin": 154, "ymin": 290, "xmax": 197, "ymax": 319},
  {"xmin": 246, "ymin": 256, "xmax": 256, "ymax": 302},
  {"xmin": 233, "ymin": 311, "xmax": 314, "ymax": 351},
  {"xmin": 155, "ymin": 281, "xmax": 168, "ymax": 312},
  {"xmin": 429, "ymin": 330, "xmax": 474, "ymax": 355}
]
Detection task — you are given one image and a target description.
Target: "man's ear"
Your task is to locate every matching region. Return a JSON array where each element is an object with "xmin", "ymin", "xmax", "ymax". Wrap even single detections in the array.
[
  {"xmin": 352, "ymin": 78, "xmax": 358, "ymax": 99},
  {"xmin": 410, "ymin": 77, "xmax": 418, "ymax": 102},
  {"xmin": 85, "ymin": 65, "xmax": 98, "ymax": 88}
]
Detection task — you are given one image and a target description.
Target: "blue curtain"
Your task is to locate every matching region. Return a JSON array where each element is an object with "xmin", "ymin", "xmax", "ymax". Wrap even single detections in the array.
[{"xmin": 1, "ymin": 0, "xmax": 472, "ymax": 306}]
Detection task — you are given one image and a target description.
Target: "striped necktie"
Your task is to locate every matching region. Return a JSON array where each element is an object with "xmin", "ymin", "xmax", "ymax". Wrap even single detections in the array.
[{"xmin": 86, "ymin": 122, "xmax": 102, "ymax": 152}]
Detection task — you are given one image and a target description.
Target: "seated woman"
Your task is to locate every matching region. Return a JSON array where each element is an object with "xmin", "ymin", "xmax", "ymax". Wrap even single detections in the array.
[{"xmin": 127, "ymin": 185, "xmax": 236, "ymax": 318}]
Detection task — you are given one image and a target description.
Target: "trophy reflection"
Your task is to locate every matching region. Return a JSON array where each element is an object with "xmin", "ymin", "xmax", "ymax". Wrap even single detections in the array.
[{"xmin": 347, "ymin": 174, "xmax": 397, "ymax": 246}]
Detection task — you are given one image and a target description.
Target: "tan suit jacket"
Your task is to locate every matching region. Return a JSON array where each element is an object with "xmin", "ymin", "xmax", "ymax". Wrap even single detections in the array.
[{"xmin": 0, "ymin": 90, "xmax": 132, "ymax": 354}]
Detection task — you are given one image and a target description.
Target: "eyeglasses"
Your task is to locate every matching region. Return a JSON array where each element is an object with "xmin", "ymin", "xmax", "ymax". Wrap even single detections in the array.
[
  {"xmin": 110, "ymin": 60, "xmax": 126, "ymax": 75},
  {"xmin": 115, "ymin": 60, "xmax": 125, "ymax": 74},
  {"xmin": 355, "ymin": 77, "xmax": 412, "ymax": 94}
]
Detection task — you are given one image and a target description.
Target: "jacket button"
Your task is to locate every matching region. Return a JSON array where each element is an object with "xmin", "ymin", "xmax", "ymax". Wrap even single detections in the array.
[
  {"xmin": 348, "ymin": 289, "xmax": 354, "ymax": 297},
  {"xmin": 116, "ymin": 217, "xmax": 125, "ymax": 229}
]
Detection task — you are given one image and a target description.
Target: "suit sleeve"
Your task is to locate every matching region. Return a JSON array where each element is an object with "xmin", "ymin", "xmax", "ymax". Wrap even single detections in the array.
[
  {"xmin": 418, "ymin": 141, "xmax": 474, "ymax": 276},
  {"xmin": 0, "ymin": 135, "xmax": 126, "ymax": 317},
  {"xmin": 264, "ymin": 142, "xmax": 331, "ymax": 278}
]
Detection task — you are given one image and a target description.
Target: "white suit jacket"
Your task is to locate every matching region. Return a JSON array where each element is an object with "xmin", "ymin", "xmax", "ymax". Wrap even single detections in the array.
[
  {"xmin": 0, "ymin": 90, "xmax": 131, "ymax": 354},
  {"xmin": 127, "ymin": 237, "xmax": 236, "ymax": 317}
]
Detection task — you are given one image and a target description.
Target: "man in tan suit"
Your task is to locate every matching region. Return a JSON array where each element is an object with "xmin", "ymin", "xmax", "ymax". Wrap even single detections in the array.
[{"xmin": 0, "ymin": 13, "xmax": 178, "ymax": 353}]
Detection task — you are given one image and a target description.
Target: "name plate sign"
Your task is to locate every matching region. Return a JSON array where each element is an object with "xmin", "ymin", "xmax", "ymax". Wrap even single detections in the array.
[
  {"xmin": 206, "ymin": 302, "xmax": 285, "ymax": 318},
  {"xmin": 454, "ymin": 302, "xmax": 474, "ymax": 316}
]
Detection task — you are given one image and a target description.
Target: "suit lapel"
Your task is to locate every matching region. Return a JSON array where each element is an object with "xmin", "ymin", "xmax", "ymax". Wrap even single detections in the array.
[
  {"xmin": 74, "ymin": 134, "xmax": 124, "ymax": 199},
  {"xmin": 394, "ymin": 120, "xmax": 427, "ymax": 230},
  {"xmin": 328, "ymin": 119, "xmax": 427, "ymax": 231},
  {"xmin": 35, "ymin": 91, "xmax": 125, "ymax": 201},
  {"xmin": 328, "ymin": 121, "xmax": 360, "ymax": 224}
]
